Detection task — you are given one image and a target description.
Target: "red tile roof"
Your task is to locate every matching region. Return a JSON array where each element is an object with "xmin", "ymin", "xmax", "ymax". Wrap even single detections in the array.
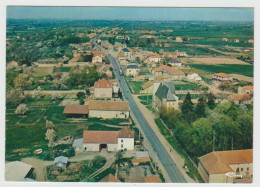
[
  {"xmin": 83, "ymin": 127, "xmax": 134, "ymax": 144},
  {"xmin": 144, "ymin": 175, "xmax": 162, "ymax": 183},
  {"xmin": 244, "ymin": 86, "xmax": 253, "ymax": 90},
  {"xmin": 169, "ymin": 70, "xmax": 185, "ymax": 76},
  {"xmin": 118, "ymin": 53, "xmax": 125, "ymax": 57},
  {"xmin": 63, "ymin": 105, "xmax": 88, "ymax": 114},
  {"xmin": 213, "ymin": 73, "xmax": 232, "ymax": 78},
  {"xmin": 94, "ymin": 78, "xmax": 112, "ymax": 88},
  {"xmin": 100, "ymin": 174, "xmax": 121, "ymax": 182},
  {"xmin": 232, "ymin": 94, "xmax": 251, "ymax": 101},
  {"xmin": 88, "ymin": 100, "xmax": 129, "ymax": 111},
  {"xmin": 199, "ymin": 149, "xmax": 253, "ymax": 175}
]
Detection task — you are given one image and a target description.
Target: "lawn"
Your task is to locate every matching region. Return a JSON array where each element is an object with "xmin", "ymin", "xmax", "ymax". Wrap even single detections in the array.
[
  {"xmin": 53, "ymin": 67, "xmax": 71, "ymax": 73},
  {"xmin": 189, "ymin": 64, "xmax": 253, "ymax": 77},
  {"xmin": 138, "ymin": 95, "xmax": 153, "ymax": 101},
  {"xmin": 129, "ymin": 81, "xmax": 147, "ymax": 93},
  {"xmin": 175, "ymin": 83, "xmax": 200, "ymax": 90},
  {"xmin": 33, "ymin": 67, "xmax": 54, "ymax": 77}
]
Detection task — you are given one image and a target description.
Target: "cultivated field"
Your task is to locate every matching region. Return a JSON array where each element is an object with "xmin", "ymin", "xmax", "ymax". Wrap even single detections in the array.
[
  {"xmin": 230, "ymin": 74, "xmax": 254, "ymax": 83},
  {"xmin": 33, "ymin": 67, "xmax": 54, "ymax": 77},
  {"xmin": 189, "ymin": 57, "xmax": 248, "ymax": 65}
]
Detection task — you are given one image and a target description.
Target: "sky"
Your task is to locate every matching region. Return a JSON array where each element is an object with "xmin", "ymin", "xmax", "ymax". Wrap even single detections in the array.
[{"xmin": 7, "ymin": 7, "xmax": 254, "ymax": 22}]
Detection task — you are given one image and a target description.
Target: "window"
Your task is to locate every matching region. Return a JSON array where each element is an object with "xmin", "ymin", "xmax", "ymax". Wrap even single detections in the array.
[
  {"xmin": 241, "ymin": 168, "xmax": 243, "ymax": 172},
  {"xmin": 121, "ymin": 144, "xmax": 123, "ymax": 148},
  {"xmin": 121, "ymin": 139, "xmax": 123, "ymax": 143},
  {"xmin": 247, "ymin": 168, "xmax": 250, "ymax": 171}
]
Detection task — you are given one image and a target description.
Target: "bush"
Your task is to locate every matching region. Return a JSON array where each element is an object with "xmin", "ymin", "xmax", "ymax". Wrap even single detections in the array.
[
  {"xmin": 15, "ymin": 104, "xmax": 29, "ymax": 115},
  {"xmin": 76, "ymin": 92, "xmax": 85, "ymax": 99},
  {"xmin": 51, "ymin": 93, "xmax": 63, "ymax": 101}
]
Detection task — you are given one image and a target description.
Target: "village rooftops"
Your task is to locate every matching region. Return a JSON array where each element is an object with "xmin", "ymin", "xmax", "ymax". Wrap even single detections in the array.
[
  {"xmin": 88, "ymin": 100, "xmax": 129, "ymax": 111},
  {"xmin": 63, "ymin": 105, "xmax": 89, "ymax": 115},
  {"xmin": 5, "ymin": 161, "xmax": 33, "ymax": 181},
  {"xmin": 141, "ymin": 81, "xmax": 153, "ymax": 90},
  {"xmin": 199, "ymin": 149, "xmax": 253, "ymax": 175},
  {"xmin": 83, "ymin": 127, "xmax": 134, "ymax": 144},
  {"xmin": 94, "ymin": 78, "xmax": 113, "ymax": 88},
  {"xmin": 118, "ymin": 52, "xmax": 125, "ymax": 57},
  {"xmin": 100, "ymin": 174, "xmax": 121, "ymax": 182},
  {"xmin": 155, "ymin": 82, "xmax": 176, "ymax": 101},
  {"xmin": 243, "ymin": 86, "xmax": 254, "ymax": 90}
]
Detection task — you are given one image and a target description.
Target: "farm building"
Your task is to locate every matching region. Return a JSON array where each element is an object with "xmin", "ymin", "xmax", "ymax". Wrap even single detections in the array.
[
  {"xmin": 141, "ymin": 81, "xmax": 153, "ymax": 94},
  {"xmin": 94, "ymin": 78, "xmax": 113, "ymax": 98},
  {"xmin": 168, "ymin": 59, "xmax": 182, "ymax": 67},
  {"xmin": 53, "ymin": 156, "xmax": 68, "ymax": 170},
  {"xmin": 63, "ymin": 105, "xmax": 89, "ymax": 118},
  {"xmin": 247, "ymin": 39, "xmax": 254, "ymax": 44},
  {"xmin": 144, "ymin": 175, "xmax": 162, "ymax": 183},
  {"xmin": 83, "ymin": 127, "xmax": 134, "ymax": 152},
  {"xmin": 170, "ymin": 70, "xmax": 185, "ymax": 80},
  {"xmin": 212, "ymin": 73, "xmax": 233, "ymax": 82},
  {"xmin": 222, "ymin": 38, "xmax": 229, "ymax": 42},
  {"xmin": 72, "ymin": 138, "xmax": 84, "ymax": 152},
  {"xmin": 231, "ymin": 94, "xmax": 252, "ymax": 105},
  {"xmin": 5, "ymin": 161, "xmax": 33, "ymax": 181},
  {"xmin": 198, "ymin": 149, "xmax": 253, "ymax": 183},
  {"xmin": 88, "ymin": 100, "xmax": 130, "ymax": 119},
  {"xmin": 126, "ymin": 65, "xmax": 140, "ymax": 77},
  {"xmin": 154, "ymin": 82, "xmax": 179, "ymax": 110},
  {"xmin": 145, "ymin": 53, "xmax": 162, "ymax": 63},
  {"xmin": 238, "ymin": 86, "xmax": 254, "ymax": 95},
  {"xmin": 175, "ymin": 36, "xmax": 183, "ymax": 42},
  {"xmin": 122, "ymin": 48, "xmax": 132, "ymax": 59},
  {"xmin": 100, "ymin": 174, "xmax": 121, "ymax": 182},
  {"xmin": 187, "ymin": 72, "xmax": 202, "ymax": 81},
  {"xmin": 131, "ymin": 151, "xmax": 151, "ymax": 166},
  {"xmin": 118, "ymin": 52, "xmax": 126, "ymax": 61}
]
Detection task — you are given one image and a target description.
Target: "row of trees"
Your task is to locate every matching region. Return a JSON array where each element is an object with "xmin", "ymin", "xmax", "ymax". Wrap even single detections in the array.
[{"xmin": 159, "ymin": 93, "xmax": 253, "ymax": 160}]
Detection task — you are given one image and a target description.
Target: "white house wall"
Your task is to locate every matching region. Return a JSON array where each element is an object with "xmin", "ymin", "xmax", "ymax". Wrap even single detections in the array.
[
  {"xmin": 107, "ymin": 144, "xmax": 118, "ymax": 152},
  {"xmin": 89, "ymin": 110, "xmax": 130, "ymax": 119},
  {"xmin": 94, "ymin": 87, "xmax": 113, "ymax": 98},
  {"xmin": 83, "ymin": 143, "xmax": 100, "ymax": 151},
  {"xmin": 118, "ymin": 138, "xmax": 135, "ymax": 151}
]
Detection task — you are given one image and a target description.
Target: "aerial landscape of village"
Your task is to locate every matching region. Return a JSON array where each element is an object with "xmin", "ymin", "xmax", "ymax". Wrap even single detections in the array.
[{"xmin": 4, "ymin": 6, "xmax": 254, "ymax": 184}]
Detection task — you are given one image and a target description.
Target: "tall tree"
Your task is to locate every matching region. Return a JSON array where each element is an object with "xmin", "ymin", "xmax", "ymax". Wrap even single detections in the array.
[
  {"xmin": 181, "ymin": 93, "xmax": 194, "ymax": 124},
  {"xmin": 195, "ymin": 97, "xmax": 206, "ymax": 119},
  {"xmin": 206, "ymin": 93, "xmax": 216, "ymax": 109}
]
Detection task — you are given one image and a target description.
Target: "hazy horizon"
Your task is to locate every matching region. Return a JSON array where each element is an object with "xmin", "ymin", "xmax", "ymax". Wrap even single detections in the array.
[{"xmin": 7, "ymin": 7, "xmax": 254, "ymax": 22}]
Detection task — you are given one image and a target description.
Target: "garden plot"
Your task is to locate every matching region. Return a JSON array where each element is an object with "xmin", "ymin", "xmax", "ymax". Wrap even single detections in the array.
[
  {"xmin": 190, "ymin": 57, "xmax": 248, "ymax": 65},
  {"xmin": 34, "ymin": 67, "xmax": 54, "ymax": 77},
  {"xmin": 59, "ymin": 93, "xmax": 79, "ymax": 106}
]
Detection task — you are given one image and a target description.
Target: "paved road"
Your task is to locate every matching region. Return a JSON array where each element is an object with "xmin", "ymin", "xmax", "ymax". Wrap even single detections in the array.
[{"xmin": 108, "ymin": 54, "xmax": 187, "ymax": 183}]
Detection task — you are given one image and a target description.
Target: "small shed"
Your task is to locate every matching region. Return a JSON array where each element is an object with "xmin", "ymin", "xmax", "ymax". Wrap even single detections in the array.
[
  {"xmin": 53, "ymin": 156, "xmax": 68, "ymax": 170},
  {"xmin": 72, "ymin": 138, "xmax": 84, "ymax": 152}
]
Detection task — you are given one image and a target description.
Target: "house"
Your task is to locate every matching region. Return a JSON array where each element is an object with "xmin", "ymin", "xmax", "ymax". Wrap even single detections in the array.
[
  {"xmin": 122, "ymin": 48, "xmax": 132, "ymax": 59},
  {"xmin": 154, "ymin": 82, "xmax": 179, "ymax": 110},
  {"xmin": 7, "ymin": 60, "xmax": 19, "ymax": 69},
  {"xmin": 63, "ymin": 105, "xmax": 89, "ymax": 118},
  {"xmin": 212, "ymin": 73, "xmax": 233, "ymax": 82},
  {"xmin": 187, "ymin": 72, "xmax": 202, "ymax": 81},
  {"xmin": 234, "ymin": 39, "xmax": 240, "ymax": 43},
  {"xmin": 88, "ymin": 100, "xmax": 130, "ymax": 119},
  {"xmin": 238, "ymin": 86, "xmax": 253, "ymax": 95},
  {"xmin": 175, "ymin": 36, "xmax": 183, "ymax": 42},
  {"xmin": 141, "ymin": 81, "xmax": 153, "ymax": 94},
  {"xmin": 126, "ymin": 65, "xmax": 140, "ymax": 77},
  {"xmin": 154, "ymin": 75, "xmax": 172, "ymax": 81},
  {"xmin": 144, "ymin": 175, "xmax": 162, "ymax": 183},
  {"xmin": 83, "ymin": 127, "xmax": 134, "ymax": 152},
  {"xmin": 94, "ymin": 78, "xmax": 113, "ymax": 98},
  {"xmin": 222, "ymin": 38, "xmax": 229, "ymax": 42},
  {"xmin": 170, "ymin": 70, "xmax": 185, "ymax": 80},
  {"xmin": 5, "ymin": 161, "xmax": 33, "ymax": 181},
  {"xmin": 231, "ymin": 94, "xmax": 252, "ymax": 105},
  {"xmin": 242, "ymin": 47, "xmax": 250, "ymax": 52},
  {"xmin": 247, "ymin": 39, "xmax": 254, "ymax": 44},
  {"xmin": 53, "ymin": 156, "xmax": 68, "ymax": 170},
  {"xmin": 72, "ymin": 138, "xmax": 84, "ymax": 152},
  {"xmin": 118, "ymin": 52, "xmax": 126, "ymax": 61},
  {"xmin": 100, "ymin": 174, "xmax": 121, "ymax": 182},
  {"xmin": 168, "ymin": 59, "xmax": 182, "ymax": 67},
  {"xmin": 145, "ymin": 53, "xmax": 161, "ymax": 63},
  {"xmin": 198, "ymin": 149, "xmax": 253, "ymax": 183},
  {"xmin": 92, "ymin": 54, "xmax": 103, "ymax": 64}
]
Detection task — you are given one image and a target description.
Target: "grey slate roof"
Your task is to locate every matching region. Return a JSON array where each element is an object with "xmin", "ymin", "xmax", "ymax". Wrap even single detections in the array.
[
  {"xmin": 72, "ymin": 138, "xmax": 83, "ymax": 148},
  {"xmin": 136, "ymin": 151, "xmax": 149, "ymax": 159},
  {"xmin": 122, "ymin": 48, "xmax": 130, "ymax": 52},
  {"xmin": 54, "ymin": 156, "xmax": 68, "ymax": 164},
  {"xmin": 155, "ymin": 82, "xmax": 176, "ymax": 101},
  {"xmin": 5, "ymin": 161, "xmax": 33, "ymax": 181}
]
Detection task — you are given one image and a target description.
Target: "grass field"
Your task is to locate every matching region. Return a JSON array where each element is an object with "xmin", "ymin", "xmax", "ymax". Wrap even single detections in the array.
[
  {"xmin": 189, "ymin": 64, "xmax": 253, "ymax": 77},
  {"xmin": 53, "ymin": 67, "xmax": 71, "ymax": 73},
  {"xmin": 175, "ymin": 83, "xmax": 200, "ymax": 90},
  {"xmin": 129, "ymin": 81, "xmax": 147, "ymax": 92},
  {"xmin": 33, "ymin": 67, "xmax": 54, "ymax": 77}
]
